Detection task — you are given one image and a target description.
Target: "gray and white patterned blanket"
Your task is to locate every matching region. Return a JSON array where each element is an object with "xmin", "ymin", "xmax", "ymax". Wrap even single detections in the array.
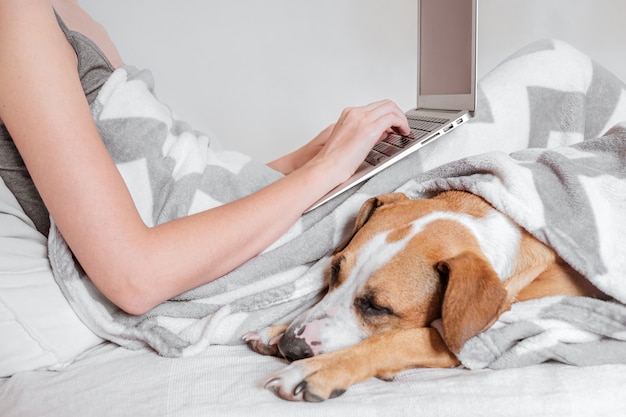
[{"xmin": 49, "ymin": 40, "xmax": 626, "ymax": 368}]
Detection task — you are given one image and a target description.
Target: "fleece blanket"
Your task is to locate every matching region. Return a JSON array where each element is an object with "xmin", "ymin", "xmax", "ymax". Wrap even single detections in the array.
[
  {"xmin": 48, "ymin": 39, "xmax": 626, "ymax": 368},
  {"xmin": 415, "ymin": 130, "xmax": 626, "ymax": 368}
]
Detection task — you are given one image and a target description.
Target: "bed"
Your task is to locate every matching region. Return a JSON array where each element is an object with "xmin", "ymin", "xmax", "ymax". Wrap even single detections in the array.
[
  {"xmin": 2, "ymin": 343, "xmax": 626, "ymax": 416},
  {"xmin": 2, "ymin": 40, "xmax": 626, "ymax": 416}
]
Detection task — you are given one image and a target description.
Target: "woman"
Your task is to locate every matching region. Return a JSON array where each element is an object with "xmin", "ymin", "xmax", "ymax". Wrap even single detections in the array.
[{"xmin": 0, "ymin": 0, "xmax": 410, "ymax": 315}]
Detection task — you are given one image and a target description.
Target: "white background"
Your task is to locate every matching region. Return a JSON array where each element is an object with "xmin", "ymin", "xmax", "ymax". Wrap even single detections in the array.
[{"xmin": 81, "ymin": 0, "xmax": 626, "ymax": 163}]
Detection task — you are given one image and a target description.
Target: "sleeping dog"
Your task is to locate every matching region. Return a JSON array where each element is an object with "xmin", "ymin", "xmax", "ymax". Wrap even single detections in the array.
[{"xmin": 243, "ymin": 191, "xmax": 606, "ymax": 402}]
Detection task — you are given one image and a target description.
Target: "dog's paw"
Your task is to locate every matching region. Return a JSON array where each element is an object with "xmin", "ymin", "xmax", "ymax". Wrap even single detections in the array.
[
  {"xmin": 263, "ymin": 356, "xmax": 350, "ymax": 402},
  {"xmin": 242, "ymin": 324, "xmax": 288, "ymax": 357}
]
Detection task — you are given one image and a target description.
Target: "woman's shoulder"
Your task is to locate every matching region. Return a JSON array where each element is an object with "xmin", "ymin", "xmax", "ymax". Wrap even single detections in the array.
[{"xmin": 50, "ymin": 0, "xmax": 123, "ymax": 68}]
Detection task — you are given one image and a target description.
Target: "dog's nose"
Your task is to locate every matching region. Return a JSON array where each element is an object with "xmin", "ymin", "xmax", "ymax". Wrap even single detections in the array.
[{"xmin": 277, "ymin": 329, "xmax": 314, "ymax": 362}]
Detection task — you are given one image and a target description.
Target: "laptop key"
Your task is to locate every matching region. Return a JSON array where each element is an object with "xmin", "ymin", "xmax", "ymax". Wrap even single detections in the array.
[
  {"xmin": 365, "ymin": 150, "xmax": 386, "ymax": 166},
  {"xmin": 373, "ymin": 142, "xmax": 401, "ymax": 157},
  {"xmin": 408, "ymin": 119, "xmax": 443, "ymax": 132}
]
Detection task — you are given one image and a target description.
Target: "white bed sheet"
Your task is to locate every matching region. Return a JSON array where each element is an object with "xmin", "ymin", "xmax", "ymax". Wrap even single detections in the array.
[{"xmin": 1, "ymin": 342, "xmax": 625, "ymax": 417}]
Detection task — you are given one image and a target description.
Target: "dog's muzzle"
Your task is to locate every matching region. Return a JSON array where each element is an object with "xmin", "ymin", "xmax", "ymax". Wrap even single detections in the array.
[{"xmin": 276, "ymin": 307, "xmax": 365, "ymax": 362}]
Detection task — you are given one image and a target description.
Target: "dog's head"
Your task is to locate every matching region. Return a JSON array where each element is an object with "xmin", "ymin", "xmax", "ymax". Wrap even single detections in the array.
[{"xmin": 278, "ymin": 192, "xmax": 521, "ymax": 361}]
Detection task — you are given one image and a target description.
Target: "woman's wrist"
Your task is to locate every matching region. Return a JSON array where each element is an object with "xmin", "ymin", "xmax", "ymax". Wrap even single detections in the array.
[
  {"xmin": 267, "ymin": 150, "xmax": 299, "ymax": 175},
  {"xmin": 296, "ymin": 152, "xmax": 349, "ymax": 201},
  {"xmin": 268, "ymin": 141, "xmax": 319, "ymax": 175}
]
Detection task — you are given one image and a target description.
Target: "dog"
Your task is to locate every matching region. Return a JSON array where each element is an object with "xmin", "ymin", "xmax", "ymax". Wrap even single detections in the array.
[{"xmin": 243, "ymin": 191, "xmax": 606, "ymax": 402}]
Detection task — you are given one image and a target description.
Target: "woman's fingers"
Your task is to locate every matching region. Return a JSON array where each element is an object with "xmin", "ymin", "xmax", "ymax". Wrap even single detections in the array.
[{"xmin": 338, "ymin": 100, "xmax": 409, "ymax": 140}]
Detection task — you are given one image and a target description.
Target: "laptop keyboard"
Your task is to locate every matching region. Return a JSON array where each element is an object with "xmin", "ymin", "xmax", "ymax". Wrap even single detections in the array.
[{"xmin": 365, "ymin": 114, "xmax": 448, "ymax": 166}]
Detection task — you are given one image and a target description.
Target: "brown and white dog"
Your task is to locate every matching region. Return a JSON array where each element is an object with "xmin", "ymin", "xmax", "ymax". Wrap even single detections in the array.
[{"xmin": 244, "ymin": 191, "xmax": 606, "ymax": 402}]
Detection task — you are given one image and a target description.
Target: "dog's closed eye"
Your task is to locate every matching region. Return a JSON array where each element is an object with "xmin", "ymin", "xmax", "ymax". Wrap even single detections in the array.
[{"xmin": 355, "ymin": 292, "xmax": 395, "ymax": 317}]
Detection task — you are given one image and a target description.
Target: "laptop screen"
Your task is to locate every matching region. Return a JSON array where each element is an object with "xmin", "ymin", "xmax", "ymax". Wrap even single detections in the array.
[{"xmin": 417, "ymin": 0, "xmax": 476, "ymax": 111}]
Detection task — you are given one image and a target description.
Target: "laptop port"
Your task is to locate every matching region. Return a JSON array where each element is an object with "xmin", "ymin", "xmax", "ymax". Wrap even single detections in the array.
[{"xmin": 420, "ymin": 132, "xmax": 441, "ymax": 145}]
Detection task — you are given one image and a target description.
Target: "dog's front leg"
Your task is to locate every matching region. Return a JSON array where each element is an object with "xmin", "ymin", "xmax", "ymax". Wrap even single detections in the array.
[{"xmin": 264, "ymin": 327, "xmax": 459, "ymax": 402}]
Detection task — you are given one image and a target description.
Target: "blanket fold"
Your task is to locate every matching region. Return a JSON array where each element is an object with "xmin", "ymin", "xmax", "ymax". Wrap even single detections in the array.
[{"xmin": 48, "ymin": 39, "xmax": 626, "ymax": 368}]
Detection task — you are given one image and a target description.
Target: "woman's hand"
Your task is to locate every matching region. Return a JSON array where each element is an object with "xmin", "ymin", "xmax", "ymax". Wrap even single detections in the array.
[
  {"xmin": 308, "ymin": 99, "xmax": 410, "ymax": 183},
  {"xmin": 269, "ymin": 100, "xmax": 409, "ymax": 177}
]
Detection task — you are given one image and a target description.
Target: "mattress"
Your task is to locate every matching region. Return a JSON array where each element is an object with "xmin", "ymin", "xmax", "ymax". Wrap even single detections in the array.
[{"xmin": 2, "ymin": 342, "xmax": 626, "ymax": 417}]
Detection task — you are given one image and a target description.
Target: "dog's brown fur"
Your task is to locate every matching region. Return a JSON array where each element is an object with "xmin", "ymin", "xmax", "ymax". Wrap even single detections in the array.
[{"xmin": 245, "ymin": 191, "xmax": 606, "ymax": 401}]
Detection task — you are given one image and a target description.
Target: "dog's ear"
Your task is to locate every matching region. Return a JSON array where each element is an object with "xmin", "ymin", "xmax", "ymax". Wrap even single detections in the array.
[
  {"xmin": 333, "ymin": 193, "xmax": 408, "ymax": 254},
  {"xmin": 437, "ymin": 251, "xmax": 510, "ymax": 354}
]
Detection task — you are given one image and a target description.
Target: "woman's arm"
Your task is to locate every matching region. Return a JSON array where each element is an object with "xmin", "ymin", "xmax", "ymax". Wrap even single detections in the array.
[
  {"xmin": 0, "ymin": 0, "xmax": 409, "ymax": 315},
  {"xmin": 267, "ymin": 124, "xmax": 335, "ymax": 175}
]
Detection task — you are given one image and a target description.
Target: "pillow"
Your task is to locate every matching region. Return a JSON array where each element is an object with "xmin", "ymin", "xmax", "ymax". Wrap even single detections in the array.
[{"xmin": 0, "ymin": 177, "xmax": 103, "ymax": 377}]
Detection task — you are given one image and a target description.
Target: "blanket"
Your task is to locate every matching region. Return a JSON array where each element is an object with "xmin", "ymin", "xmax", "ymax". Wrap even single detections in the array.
[
  {"xmin": 416, "ymin": 131, "xmax": 626, "ymax": 368},
  {"xmin": 48, "ymin": 39, "xmax": 626, "ymax": 368}
]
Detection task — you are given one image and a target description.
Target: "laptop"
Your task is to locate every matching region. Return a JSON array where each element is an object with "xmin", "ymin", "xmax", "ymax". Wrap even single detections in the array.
[{"xmin": 307, "ymin": 0, "xmax": 477, "ymax": 212}]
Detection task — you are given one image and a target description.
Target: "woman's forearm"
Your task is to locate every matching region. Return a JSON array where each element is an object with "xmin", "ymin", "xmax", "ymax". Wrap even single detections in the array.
[
  {"xmin": 267, "ymin": 124, "xmax": 334, "ymax": 175},
  {"xmin": 90, "ymin": 157, "xmax": 340, "ymax": 315}
]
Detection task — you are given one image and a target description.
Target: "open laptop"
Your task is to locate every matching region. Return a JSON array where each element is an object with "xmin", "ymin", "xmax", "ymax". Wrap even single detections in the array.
[{"xmin": 307, "ymin": 0, "xmax": 477, "ymax": 212}]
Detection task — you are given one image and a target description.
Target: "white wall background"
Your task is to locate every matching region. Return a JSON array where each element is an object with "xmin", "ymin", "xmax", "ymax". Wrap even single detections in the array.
[{"xmin": 80, "ymin": 0, "xmax": 626, "ymax": 163}]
